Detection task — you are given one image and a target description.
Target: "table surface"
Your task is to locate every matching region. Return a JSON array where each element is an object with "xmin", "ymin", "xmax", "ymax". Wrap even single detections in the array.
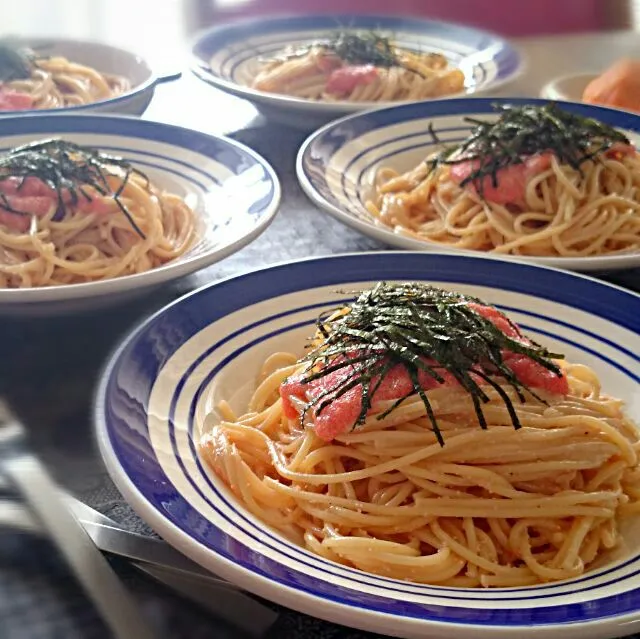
[{"xmin": 2, "ymin": 13, "xmax": 640, "ymax": 639}]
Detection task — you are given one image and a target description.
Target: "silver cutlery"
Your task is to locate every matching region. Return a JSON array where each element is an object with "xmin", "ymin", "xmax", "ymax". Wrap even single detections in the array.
[
  {"xmin": 0, "ymin": 407, "xmax": 158, "ymax": 639},
  {"xmin": 68, "ymin": 498, "xmax": 223, "ymax": 581},
  {"xmin": 0, "ymin": 462, "xmax": 278, "ymax": 637}
]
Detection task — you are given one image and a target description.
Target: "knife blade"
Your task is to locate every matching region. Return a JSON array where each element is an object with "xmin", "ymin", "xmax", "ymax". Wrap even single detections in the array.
[
  {"xmin": 67, "ymin": 500, "xmax": 223, "ymax": 582},
  {"xmin": 0, "ymin": 480, "xmax": 227, "ymax": 584},
  {"xmin": 0, "ymin": 496, "xmax": 278, "ymax": 637},
  {"xmin": 1, "ymin": 438, "xmax": 157, "ymax": 639}
]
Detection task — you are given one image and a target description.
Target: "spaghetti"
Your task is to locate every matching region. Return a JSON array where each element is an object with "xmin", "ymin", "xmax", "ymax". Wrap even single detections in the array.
[
  {"xmin": 200, "ymin": 282, "xmax": 640, "ymax": 587},
  {"xmin": 0, "ymin": 139, "xmax": 195, "ymax": 288},
  {"xmin": 366, "ymin": 103, "xmax": 640, "ymax": 257},
  {"xmin": 249, "ymin": 31, "xmax": 465, "ymax": 102},
  {"xmin": 0, "ymin": 44, "xmax": 130, "ymax": 111}
]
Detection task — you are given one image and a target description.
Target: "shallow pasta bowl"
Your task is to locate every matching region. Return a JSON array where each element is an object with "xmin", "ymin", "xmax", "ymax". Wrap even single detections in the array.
[
  {"xmin": 297, "ymin": 96, "xmax": 640, "ymax": 271},
  {"xmin": 96, "ymin": 251, "xmax": 640, "ymax": 639},
  {"xmin": 191, "ymin": 14, "xmax": 522, "ymax": 129},
  {"xmin": 540, "ymin": 73, "xmax": 597, "ymax": 104},
  {"xmin": 0, "ymin": 36, "xmax": 179, "ymax": 116},
  {"xmin": 0, "ymin": 114, "xmax": 280, "ymax": 313}
]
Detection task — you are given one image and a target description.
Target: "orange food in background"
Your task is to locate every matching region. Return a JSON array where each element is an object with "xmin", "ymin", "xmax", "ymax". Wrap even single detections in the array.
[{"xmin": 582, "ymin": 59, "xmax": 640, "ymax": 113}]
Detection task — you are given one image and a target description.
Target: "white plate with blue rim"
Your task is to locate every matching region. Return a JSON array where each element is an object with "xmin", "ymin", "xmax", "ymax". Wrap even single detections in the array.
[
  {"xmin": 296, "ymin": 97, "xmax": 640, "ymax": 272},
  {"xmin": 96, "ymin": 251, "xmax": 640, "ymax": 639},
  {"xmin": 0, "ymin": 114, "xmax": 280, "ymax": 313},
  {"xmin": 0, "ymin": 37, "xmax": 179, "ymax": 116},
  {"xmin": 191, "ymin": 14, "xmax": 523, "ymax": 128}
]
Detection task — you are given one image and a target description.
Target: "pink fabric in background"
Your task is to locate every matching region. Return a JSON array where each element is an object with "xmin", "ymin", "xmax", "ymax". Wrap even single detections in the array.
[{"xmin": 208, "ymin": 0, "xmax": 604, "ymax": 36}]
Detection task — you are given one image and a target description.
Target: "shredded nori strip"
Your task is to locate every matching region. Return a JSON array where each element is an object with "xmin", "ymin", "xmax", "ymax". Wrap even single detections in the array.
[
  {"xmin": 296, "ymin": 282, "xmax": 564, "ymax": 446},
  {"xmin": 328, "ymin": 31, "xmax": 400, "ymax": 68},
  {"xmin": 0, "ymin": 138, "xmax": 148, "ymax": 238},
  {"xmin": 268, "ymin": 30, "xmax": 428, "ymax": 77},
  {"xmin": 426, "ymin": 102, "xmax": 631, "ymax": 198}
]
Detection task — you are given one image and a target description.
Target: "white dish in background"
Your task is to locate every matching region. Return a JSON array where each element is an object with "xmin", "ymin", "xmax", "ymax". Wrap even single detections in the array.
[
  {"xmin": 96, "ymin": 251, "xmax": 640, "ymax": 639},
  {"xmin": 0, "ymin": 114, "xmax": 280, "ymax": 314},
  {"xmin": 0, "ymin": 37, "xmax": 180, "ymax": 116},
  {"xmin": 540, "ymin": 73, "xmax": 596, "ymax": 102},
  {"xmin": 297, "ymin": 96, "xmax": 640, "ymax": 272},
  {"xmin": 191, "ymin": 14, "xmax": 523, "ymax": 129}
]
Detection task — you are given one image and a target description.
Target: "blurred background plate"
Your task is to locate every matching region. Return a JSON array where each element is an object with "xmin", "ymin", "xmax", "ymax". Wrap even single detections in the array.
[
  {"xmin": 540, "ymin": 72, "xmax": 597, "ymax": 103},
  {"xmin": 0, "ymin": 37, "xmax": 180, "ymax": 117},
  {"xmin": 191, "ymin": 14, "xmax": 523, "ymax": 129}
]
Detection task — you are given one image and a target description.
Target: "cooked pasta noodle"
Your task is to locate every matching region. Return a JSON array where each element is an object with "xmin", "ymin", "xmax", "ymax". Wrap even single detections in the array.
[
  {"xmin": 0, "ymin": 139, "xmax": 195, "ymax": 288},
  {"xmin": 367, "ymin": 152, "xmax": 640, "ymax": 257},
  {"xmin": 0, "ymin": 47, "xmax": 129, "ymax": 111},
  {"xmin": 249, "ymin": 32, "xmax": 465, "ymax": 102},
  {"xmin": 199, "ymin": 283, "xmax": 640, "ymax": 587},
  {"xmin": 366, "ymin": 103, "xmax": 640, "ymax": 257}
]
